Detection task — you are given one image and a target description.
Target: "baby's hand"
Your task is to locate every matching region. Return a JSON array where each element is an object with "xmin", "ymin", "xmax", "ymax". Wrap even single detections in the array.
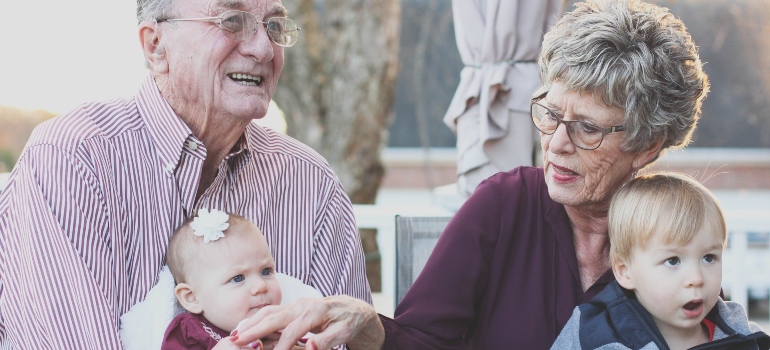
[{"xmin": 213, "ymin": 336, "xmax": 261, "ymax": 350}]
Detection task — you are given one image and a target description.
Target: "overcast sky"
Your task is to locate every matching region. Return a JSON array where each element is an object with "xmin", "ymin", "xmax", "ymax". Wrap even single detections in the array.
[{"xmin": 0, "ymin": 1, "xmax": 147, "ymax": 114}]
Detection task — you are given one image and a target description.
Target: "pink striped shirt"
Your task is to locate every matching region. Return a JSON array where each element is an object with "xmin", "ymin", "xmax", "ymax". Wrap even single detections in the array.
[{"xmin": 0, "ymin": 76, "xmax": 371, "ymax": 349}]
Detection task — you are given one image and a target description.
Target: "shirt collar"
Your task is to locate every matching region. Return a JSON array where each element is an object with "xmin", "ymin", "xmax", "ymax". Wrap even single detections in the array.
[
  {"xmin": 224, "ymin": 131, "xmax": 251, "ymax": 178},
  {"xmin": 229, "ymin": 129, "xmax": 252, "ymax": 158},
  {"xmin": 136, "ymin": 76, "xmax": 194, "ymax": 173},
  {"xmin": 136, "ymin": 76, "xmax": 258, "ymax": 175}
]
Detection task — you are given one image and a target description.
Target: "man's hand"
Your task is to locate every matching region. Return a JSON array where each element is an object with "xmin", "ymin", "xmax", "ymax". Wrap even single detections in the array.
[{"xmin": 232, "ymin": 295, "xmax": 385, "ymax": 350}]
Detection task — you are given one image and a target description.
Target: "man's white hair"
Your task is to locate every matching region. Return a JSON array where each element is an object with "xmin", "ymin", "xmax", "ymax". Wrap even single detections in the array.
[{"xmin": 137, "ymin": 0, "xmax": 176, "ymax": 23}]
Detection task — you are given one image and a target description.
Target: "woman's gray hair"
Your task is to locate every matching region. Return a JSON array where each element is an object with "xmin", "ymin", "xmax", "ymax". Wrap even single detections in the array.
[
  {"xmin": 137, "ymin": 0, "xmax": 176, "ymax": 23},
  {"xmin": 539, "ymin": 0, "xmax": 710, "ymax": 158}
]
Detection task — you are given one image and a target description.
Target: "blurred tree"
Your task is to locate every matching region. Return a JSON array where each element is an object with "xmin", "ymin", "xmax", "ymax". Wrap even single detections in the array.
[
  {"xmin": 0, "ymin": 106, "xmax": 55, "ymax": 171},
  {"xmin": 0, "ymin": 150, "xmax": 15, "ymax": 173},
  {"xmin": 275, "ymin": 0, "xmax": 401, "ymax": 292},
  {"xmin": 276, "ymin": 0, "xmax": 401, "ymax": 205}
]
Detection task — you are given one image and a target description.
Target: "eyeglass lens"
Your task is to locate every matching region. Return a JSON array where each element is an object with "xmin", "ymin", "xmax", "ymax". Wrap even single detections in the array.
[
  {"xmin": 220, "ymin": 11, "xmax": 298, "ymax": 47},
  {"xmin": 531, "ymin": 103, "xmax": 604, "ymax": 149}
]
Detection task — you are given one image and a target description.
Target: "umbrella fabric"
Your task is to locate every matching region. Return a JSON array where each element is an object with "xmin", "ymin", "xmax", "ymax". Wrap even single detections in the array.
[{"xmin": 445, "ymin": 0, "xmax": 562, "ymax": 195}]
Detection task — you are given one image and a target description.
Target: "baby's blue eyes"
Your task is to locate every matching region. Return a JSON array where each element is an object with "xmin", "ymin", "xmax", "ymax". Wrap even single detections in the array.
[
  {"xmin": 229, "ymin": 269, "xmax": 272, "ymax": 283},
  {"xmin": 703, "ymin": 254, "xmax": 717, "ymax": 263},
  {"xmin": 230, "ymin": 274, "xmax": 245, "ymax": 283}
]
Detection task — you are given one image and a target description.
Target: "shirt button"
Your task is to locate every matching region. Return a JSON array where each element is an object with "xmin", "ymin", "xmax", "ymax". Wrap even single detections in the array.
[
  {"xmin": 165, "ymin": 163, "xmax": 175, "ymax": 173},
  {"xmin": 187, "ymin": 141, "xmax": 198, "ymax": 150}
]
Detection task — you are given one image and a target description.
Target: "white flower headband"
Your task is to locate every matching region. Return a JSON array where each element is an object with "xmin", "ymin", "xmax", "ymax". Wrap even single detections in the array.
[{"xmin": 190, "ymin": 208, "xmax": 229, "ymax": 243}]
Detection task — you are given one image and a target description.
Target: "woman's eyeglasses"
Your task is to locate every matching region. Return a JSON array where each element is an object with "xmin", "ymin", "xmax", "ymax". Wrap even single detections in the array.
[{"xmin": 530, "ymin": 91, "xmax": 625, "ymax": 150}]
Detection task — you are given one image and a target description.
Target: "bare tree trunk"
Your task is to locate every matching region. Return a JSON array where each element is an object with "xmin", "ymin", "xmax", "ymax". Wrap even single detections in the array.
[
  {"xmin": 275, "ymin": 0, "xmax": 401, "ymax": 292},
  {"xmin": 276, "ymin": 0, "xmax": 401, "ymax": 205}
]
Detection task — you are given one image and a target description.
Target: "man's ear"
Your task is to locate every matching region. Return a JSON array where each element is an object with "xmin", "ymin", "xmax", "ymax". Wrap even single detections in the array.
[
  {"xmin": 612, "ymin": 258, "xmax": 635, "ymax": 290},
  {"xmin": 175, "ymin": 283, "xmax": 203, "ymax": 314},
  {"xmin": 138, "ymin": 21, "xmax": 168, "ymax": 73}
]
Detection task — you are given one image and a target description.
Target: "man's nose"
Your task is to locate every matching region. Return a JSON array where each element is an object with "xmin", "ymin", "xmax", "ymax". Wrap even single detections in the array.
[{"xmin": 242, "ymin": 24, "xmax": 275, "ymax": 62}]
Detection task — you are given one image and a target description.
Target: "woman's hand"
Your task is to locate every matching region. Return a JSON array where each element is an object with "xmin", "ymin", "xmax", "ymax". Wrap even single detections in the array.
[{"xmin": 232, "ymin": 295, "xmax": 385, "ymax": 350}]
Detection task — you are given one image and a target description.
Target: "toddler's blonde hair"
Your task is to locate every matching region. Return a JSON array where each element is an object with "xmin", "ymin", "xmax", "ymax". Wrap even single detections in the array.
[{"xmin": 609, "ymin": 172, "xmax": 727, "ymax": 265}]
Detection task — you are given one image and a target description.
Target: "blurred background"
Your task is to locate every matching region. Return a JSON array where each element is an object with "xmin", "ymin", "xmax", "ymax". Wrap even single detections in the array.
[{"xmin": 0, "ymin": 0, "xmax": 769, "ymax": 323}]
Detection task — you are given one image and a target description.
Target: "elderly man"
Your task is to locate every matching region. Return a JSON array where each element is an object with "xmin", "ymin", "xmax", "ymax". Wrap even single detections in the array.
[{"xmin": 0, "ymin": 0, "xmax": 371, "ymax": 348}]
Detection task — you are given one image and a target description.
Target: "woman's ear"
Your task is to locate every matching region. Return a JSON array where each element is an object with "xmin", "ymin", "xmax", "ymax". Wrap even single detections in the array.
[
  {"xmin": 612, "ymin": 258, "xmax": 635, "ymax": 290},
  {"xmin": 175, "ymin": 283, "xmax": 203, "ymax": 314},
  {"xmin": 138, "ymin": 21, "xmax": 168, "ymax": 73},
  {"xmin": 632, "ymin": 139, "xmax": 664, "ymax": 170}
]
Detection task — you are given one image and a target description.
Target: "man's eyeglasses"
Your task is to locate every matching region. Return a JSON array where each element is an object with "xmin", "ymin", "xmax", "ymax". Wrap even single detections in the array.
[
  {"xmin": 530, "ymin": 91, "xmax": 625, "ymax": 150},
  {"xmin": 156, "ymin": 10, "xmax": 300, "ymax": 47}
]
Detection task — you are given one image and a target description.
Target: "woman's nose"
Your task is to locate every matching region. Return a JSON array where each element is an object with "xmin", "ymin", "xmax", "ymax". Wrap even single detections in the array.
[{"xmin": 546, "ymin": 123, "xmax": 575, "ymax": 154}]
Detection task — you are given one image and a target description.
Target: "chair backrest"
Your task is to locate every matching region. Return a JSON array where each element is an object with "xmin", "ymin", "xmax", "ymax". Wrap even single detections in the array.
[{"xmin": 394, "ymin": 215, "xmax": 452, "ymax": 308}]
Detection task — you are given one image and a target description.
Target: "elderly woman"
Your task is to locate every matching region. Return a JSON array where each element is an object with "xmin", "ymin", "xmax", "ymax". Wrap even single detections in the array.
[{"xmin": 234, "ymin": 0, "xmax": 710, "ymax": 349}]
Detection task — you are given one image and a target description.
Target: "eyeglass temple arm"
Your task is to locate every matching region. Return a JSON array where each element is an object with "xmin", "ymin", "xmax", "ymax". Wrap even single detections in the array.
[{"xmin": 156, "ymin": 16, "xmax": 220, "ymax": 23}]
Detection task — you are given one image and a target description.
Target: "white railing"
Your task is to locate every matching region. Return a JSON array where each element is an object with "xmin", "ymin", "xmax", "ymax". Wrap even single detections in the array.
[{"xmin": 721, "ymin": 219, "xmax": 770, "ymax": 324}]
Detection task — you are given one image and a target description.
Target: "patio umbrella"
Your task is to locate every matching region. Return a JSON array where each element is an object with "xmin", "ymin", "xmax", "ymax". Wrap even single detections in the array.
[{"xmin": 444, "ymin": 0, "xmax": 562, "ymax": 196}]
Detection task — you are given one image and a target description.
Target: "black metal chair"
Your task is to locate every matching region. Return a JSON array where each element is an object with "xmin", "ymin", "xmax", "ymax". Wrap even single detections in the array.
[{"xmin": 394, "ymin": 215, "xmax": 452, "ymax": 308}]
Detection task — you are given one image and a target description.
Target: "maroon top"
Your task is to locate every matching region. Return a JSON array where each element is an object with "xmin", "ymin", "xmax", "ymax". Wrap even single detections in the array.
[
  {"xmin": 161, "ymin": 313, "xmax": 229, "ymax": 350},
  {"xmin": 381, "ymin": 167, "xmax": 614, "ymax": 349}
]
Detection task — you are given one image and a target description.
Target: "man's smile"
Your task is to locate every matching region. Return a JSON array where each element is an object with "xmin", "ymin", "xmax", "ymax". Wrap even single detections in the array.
[{"xmin": 228, "ymin": 73, "xmax": 263, "ymax": 86}]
